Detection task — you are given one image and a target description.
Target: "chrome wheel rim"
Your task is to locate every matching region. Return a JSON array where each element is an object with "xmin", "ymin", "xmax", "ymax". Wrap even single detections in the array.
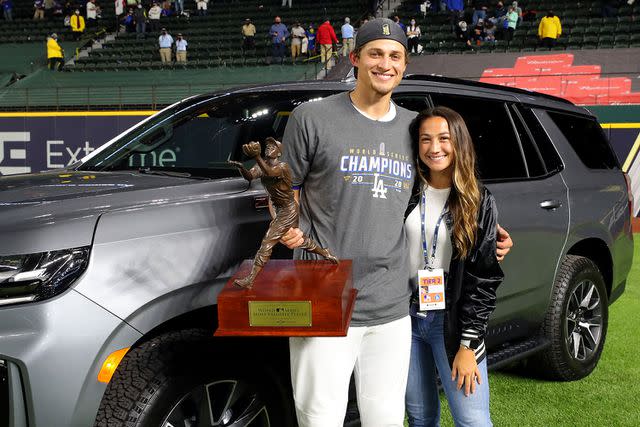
[
  {"xmin": 162, "ymin": 379, "xmax": 270, "ymax": 427},
  {"xmin": 564, "ymin": 279, "xmax": 603, "ymax": 362}
]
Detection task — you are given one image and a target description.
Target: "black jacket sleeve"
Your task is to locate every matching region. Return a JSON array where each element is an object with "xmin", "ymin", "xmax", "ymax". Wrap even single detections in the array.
[{"xmin": 458, "ymin": 187, "xmax": 504, "ymax": 345}]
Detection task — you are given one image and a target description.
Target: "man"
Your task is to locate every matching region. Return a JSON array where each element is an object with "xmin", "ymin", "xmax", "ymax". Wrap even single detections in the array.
[
  {"xmin": 158, "ymin": 27, "xmax": 173, "ymax": 63},
  {"xmin": 33, "ymin": 0, "xmax": 45, "ymax": 19},
  {"xmin": 280, "ymin": 18, "xmax": 513, "ymax": 427},
  {"xmin": 86, "ymin": 0, "xmax": 97, "ymax": 25},
  {"xmin": 196, "ymin": 0, "xmax": 207, "ymax": 16},
  {"xmin": 70, "ymin": 9, "xmax": 85, "ymax": 40},
  {"xmin": 341, "ymin": 17, "xmax": 354, "ymax": 56},
  {"xmin": 242, "ymin": 18, "xmax": 256, "ymax": 51},
  {"xmin": 538, "ymin": 10, "xmax": 562, "ymax": 47},
  {"xmin": 47, "ymin": 33, "xmax": 64, "ymax": 71},
  {"xmin": 290, "ymin": 21, "xmax": 305, "ymax": 64},
  {"xmin": 134, "ymin": 3, "xmax": 146, "ymax": 39},
  {"xmin": 316, "ymin": 18, "xmax": 338, "ymax": 69},
  {"xmin": 269, "ymin": 16, "xmax": 289, "ymax": 64},
  {"xmin": 175, "ymin": 33, "xmax": 187, "ymax": 63}
]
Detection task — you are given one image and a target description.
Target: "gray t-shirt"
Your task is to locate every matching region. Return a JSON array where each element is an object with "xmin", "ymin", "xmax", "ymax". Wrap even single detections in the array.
[{"xmin": 281, "ymin": 92, "xmax": 415, "ymax": 326}]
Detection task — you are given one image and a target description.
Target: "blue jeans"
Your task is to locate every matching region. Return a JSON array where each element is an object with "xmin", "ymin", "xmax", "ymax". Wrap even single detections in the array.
[
  {"xmin": 472, "ymin": 10, "xmax": 486, "ymax": 26},
  {"xmin": 406, "ymin": 310, "xmax": 492, "ymax": 427}
]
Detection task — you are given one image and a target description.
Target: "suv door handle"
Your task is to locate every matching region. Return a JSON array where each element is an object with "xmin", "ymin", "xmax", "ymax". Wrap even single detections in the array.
[
  {"xmin": 254, "ymin": 195, "xmax": 269, "ymax": 209},
  {"xmin": 539, "ymin": 199, "xmax": 562, "ymax": 210}
]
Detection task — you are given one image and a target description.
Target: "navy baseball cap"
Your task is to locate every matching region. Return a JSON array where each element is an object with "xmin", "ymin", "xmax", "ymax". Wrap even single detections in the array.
[{"xmin": 355, "ymin": 18, "xmax": 408, "ymax": 51}]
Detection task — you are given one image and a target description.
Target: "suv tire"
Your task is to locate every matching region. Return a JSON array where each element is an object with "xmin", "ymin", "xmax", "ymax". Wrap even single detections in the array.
[
  {"xmin": 94, "ymin": 329, "xmax": 291, "ymax": 427},
  {"xmin": 536, "ymin": 255, "xmax": 609, "ymax": 381}
]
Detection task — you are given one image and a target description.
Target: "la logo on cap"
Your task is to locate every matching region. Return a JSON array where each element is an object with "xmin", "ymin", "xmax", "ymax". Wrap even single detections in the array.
[{"xmin": 382, "ymin": 24, "xmax": 390, "ymax": 35}]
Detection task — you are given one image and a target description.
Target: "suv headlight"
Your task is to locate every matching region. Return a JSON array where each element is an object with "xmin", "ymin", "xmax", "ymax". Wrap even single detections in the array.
[{"xmin": 0, "ymin": 247, "xmax": 90, "ymax": 307}]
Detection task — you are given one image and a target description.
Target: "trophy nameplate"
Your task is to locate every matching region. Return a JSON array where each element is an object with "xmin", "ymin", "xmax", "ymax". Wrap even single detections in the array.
[{"xmin": 215, "ymin": 259, "xmax": 356, "ymax": 337}]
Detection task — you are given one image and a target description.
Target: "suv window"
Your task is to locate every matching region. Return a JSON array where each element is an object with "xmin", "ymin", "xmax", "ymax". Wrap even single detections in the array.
[
  {"xmin": 516, "ymin": 106, "xmax": 563, "ymax": 174},
  {"xmin": 546, "ymin": 111, "xmax": 618, "ymax": 169},
  {"xmin": 430, "ymin": 94, "xmax": 528, "ymax": 181},
  {"xmin": 78, "ymin": 91, "xmax": 338, "ymax": 177}
]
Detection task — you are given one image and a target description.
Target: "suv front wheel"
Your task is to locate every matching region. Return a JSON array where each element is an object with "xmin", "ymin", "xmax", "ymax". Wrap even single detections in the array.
[
  {"xmin": 95, "ymin": 329, "xmax": 292, "ymax": 427},
  {"xmin": 536, "ymin": 255, "xmax": 609, "ymax": 381}
]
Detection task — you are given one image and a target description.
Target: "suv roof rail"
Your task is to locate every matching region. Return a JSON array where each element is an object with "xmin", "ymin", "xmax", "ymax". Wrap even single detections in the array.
[{"xmin": 402, "ymin": 74, "xmax": 574, "ymax": 105}]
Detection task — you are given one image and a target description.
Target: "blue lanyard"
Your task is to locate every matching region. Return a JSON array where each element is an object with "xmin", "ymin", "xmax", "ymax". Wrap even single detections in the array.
[{"xmin": 420, "ymin": 188, "xmax": 448, "ymax": 270}]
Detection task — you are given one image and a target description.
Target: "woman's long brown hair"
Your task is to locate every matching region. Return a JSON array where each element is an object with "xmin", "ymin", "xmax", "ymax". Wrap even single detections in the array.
[{"xmin": 409, "ymin": 106, "xmax": 481, "ymax": 259}]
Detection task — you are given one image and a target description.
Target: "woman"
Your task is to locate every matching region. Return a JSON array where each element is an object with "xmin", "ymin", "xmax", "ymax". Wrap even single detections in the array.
[
  {"xmin": 406, "ymin": 18, "xmax": 422, "ymax": 54},
  {"xmin": 404, "ymin": 106, "xmax": 504, "ymax": 427},
  {"xmin": 505, "ymin": 5, "xmax": 518, "ymax": 41}
]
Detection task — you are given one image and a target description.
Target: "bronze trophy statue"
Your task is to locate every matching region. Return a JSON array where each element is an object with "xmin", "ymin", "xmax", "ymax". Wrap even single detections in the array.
[{"xmin": 229, "ymin": 137, "xmax": 339, "ymax": 289}]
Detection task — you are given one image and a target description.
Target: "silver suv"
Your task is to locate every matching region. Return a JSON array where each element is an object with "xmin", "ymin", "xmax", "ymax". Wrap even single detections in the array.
[{"xmin": 0, "ymin": 77, "xmax": 634, "ymax": 427}]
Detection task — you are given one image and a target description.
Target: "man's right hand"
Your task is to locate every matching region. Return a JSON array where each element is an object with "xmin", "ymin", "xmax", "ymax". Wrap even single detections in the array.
[{"xmin": 280, "ymin": 227, "xmax": 304, "ymax": 249}]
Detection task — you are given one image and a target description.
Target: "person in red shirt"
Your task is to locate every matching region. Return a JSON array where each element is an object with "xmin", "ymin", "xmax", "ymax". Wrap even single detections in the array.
[{"xmin": 316, "ymin": 18, "xmax": 338, "ymax": 70}]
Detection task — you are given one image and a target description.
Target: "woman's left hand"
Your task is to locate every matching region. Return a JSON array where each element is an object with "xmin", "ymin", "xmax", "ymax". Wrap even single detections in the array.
[{"xmin": 451, "ymin": 346, "xmax": 481, "ymax": 397}]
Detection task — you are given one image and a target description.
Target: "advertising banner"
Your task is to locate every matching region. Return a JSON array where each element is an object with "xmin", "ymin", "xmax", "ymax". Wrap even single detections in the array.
[{"xmin": 0, "ymin": 114, "xmax": 148, "ymax": 175}]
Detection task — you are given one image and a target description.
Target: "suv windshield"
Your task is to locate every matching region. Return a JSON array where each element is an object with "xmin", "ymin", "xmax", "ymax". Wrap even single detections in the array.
[{"xmin": 77, "ymin": 91, "xmax": 337, "ymax": 178}]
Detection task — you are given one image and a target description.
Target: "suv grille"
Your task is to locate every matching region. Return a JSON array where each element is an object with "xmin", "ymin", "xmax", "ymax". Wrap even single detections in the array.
[{"xmin": 0, "ymin": 360, "xmax": 8, "ymax": 426}]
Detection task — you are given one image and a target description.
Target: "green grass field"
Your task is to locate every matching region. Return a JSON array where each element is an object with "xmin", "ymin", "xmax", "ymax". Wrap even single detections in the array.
[{"xmin": 430, "ymin": 239, "xmax": 640, "ymax": 427}]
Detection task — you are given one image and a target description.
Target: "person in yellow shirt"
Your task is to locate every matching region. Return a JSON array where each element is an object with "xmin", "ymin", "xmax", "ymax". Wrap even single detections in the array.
[
  {"xmin": 47, "ymin": 33, "xmax": 64, "ymax": 71},
  {"xmin": 538, "ymin": 10, "xmax": 562, "ymax": 48},
  {"xmin": 70, "ymin": 9, "xmax": 85, "ymax": 40}
]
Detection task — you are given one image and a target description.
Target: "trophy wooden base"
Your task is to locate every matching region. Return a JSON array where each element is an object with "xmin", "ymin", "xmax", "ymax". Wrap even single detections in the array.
[{"xmin": 215, "ymin": 259, "xmax": 356, "ymax": 337}]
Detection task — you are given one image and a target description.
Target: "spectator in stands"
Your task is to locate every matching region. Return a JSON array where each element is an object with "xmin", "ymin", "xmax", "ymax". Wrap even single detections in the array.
[
  {"xmin": 148, "ymin": 2, "xmax": 161, "ymax": 33},
  {"xmin": 269, "ymin": 16, "xmax": 289, "ymax": 64},
  {"xmin": 455, "ymin": 20, "xmax": 470, "ymax": 44},
  {"xmin": 488, "ymin": 1, "xmax": 507, "ymax": 31},
  {"xmin": 538, "ymin": 10, "xmax": 561, "ymax": 47},
  {"xmin": 122, "ymin": 8, "xmax": 135, "ymax": 32},
  {"xmin": 33, "ymin": 0, "xmax": 45, "ymax": 19},
  {"xmin": 70, "ymin": 9, "xmax": 85, "ymax": 40},
  {"xmin": 2, "ymin": 0, "xmax": 14, "ymax": 21},
  {"xmin": 86, "ymin": 0, "xmax": 97, "ymax": 25},
  {"xmin": 305, "ymin": 23, "xmax": 316, "ymax": 57},
  {"xmin": 63, "ymin": 0, "xmax": 72, "ymax": 16},
  {"xmin": 511, "ymin": 1, "xmax": 522, "ymax": 25},
  {"xmin": 134, "ymin": 4, "xmax": 147, "ymax": 38},
  {"xmin": 175, "ymin": 33, "xmax": 187, "ymax": 62},
  {"xmin": 341, "ymin": 17, "xmax": 354, "ymax": 56},
  {"xmin": 393, "ymin": 15, "xmax": 406, "ymax": 31},
  {"xmin": 419, "ymin": 0, "xmax": 430, "ymax": 18},
  {"xmin": 470, "ymin": 19, "xmax": 485, "ymax": 45},
  {"xmin": 505, "ymin": 5, "xmax": 517, "ymax": 41},
  {"xmin": 175, "ymin": 0, "xmax": 184, "ymax": 16},
  {"xmin": 158, "ymin": 27, "xmax": 173, "ymax": 63},
  {"xmin": 446, "ymin": 0, "xmax": 464, "ymax": 29},
  {"xmin": 196, "ymin": 0, "xmax": 207, "ymax": 16},
  {"xmin": 290, "ymin": 21, "xmax": 306, "ymax": 63},
  {"xmin": 406, "ymin": 18, "xmax": 421, "ymax": 54},
  {"xmin": 114, "ymin": 0, "xmax": 124, "ymax": 16},
  {"xmin": 242, "ymin": 18, "xmax": 256, "ymax": 51},
  {"xmin": 472, "ymin": 0, "xmax": 488, "ymax": 26},
  {"xmin": 317, "ymin": 17, "xmax": 338, "ymax": 69},
  {"xmin": 161, "ymin": 0, "xmax": 172, "ymax": 17},
  {"xmin": 52, "ymin": 0, "xmax": 64, "ymax": 17},
  {"xmin": 44, "ymin": 0, "xmax": 54, "ymax": 18},
  {"xmin": 47, "ymin": 33, "xmax": 64, "ymax": 70},
  {"xmin": 281, "ymin": 0, "xmax": 291, "ymax": 9},
  {"xmin": 484, "ymin": 20, "xmax": 496, "ymax": 43}
]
